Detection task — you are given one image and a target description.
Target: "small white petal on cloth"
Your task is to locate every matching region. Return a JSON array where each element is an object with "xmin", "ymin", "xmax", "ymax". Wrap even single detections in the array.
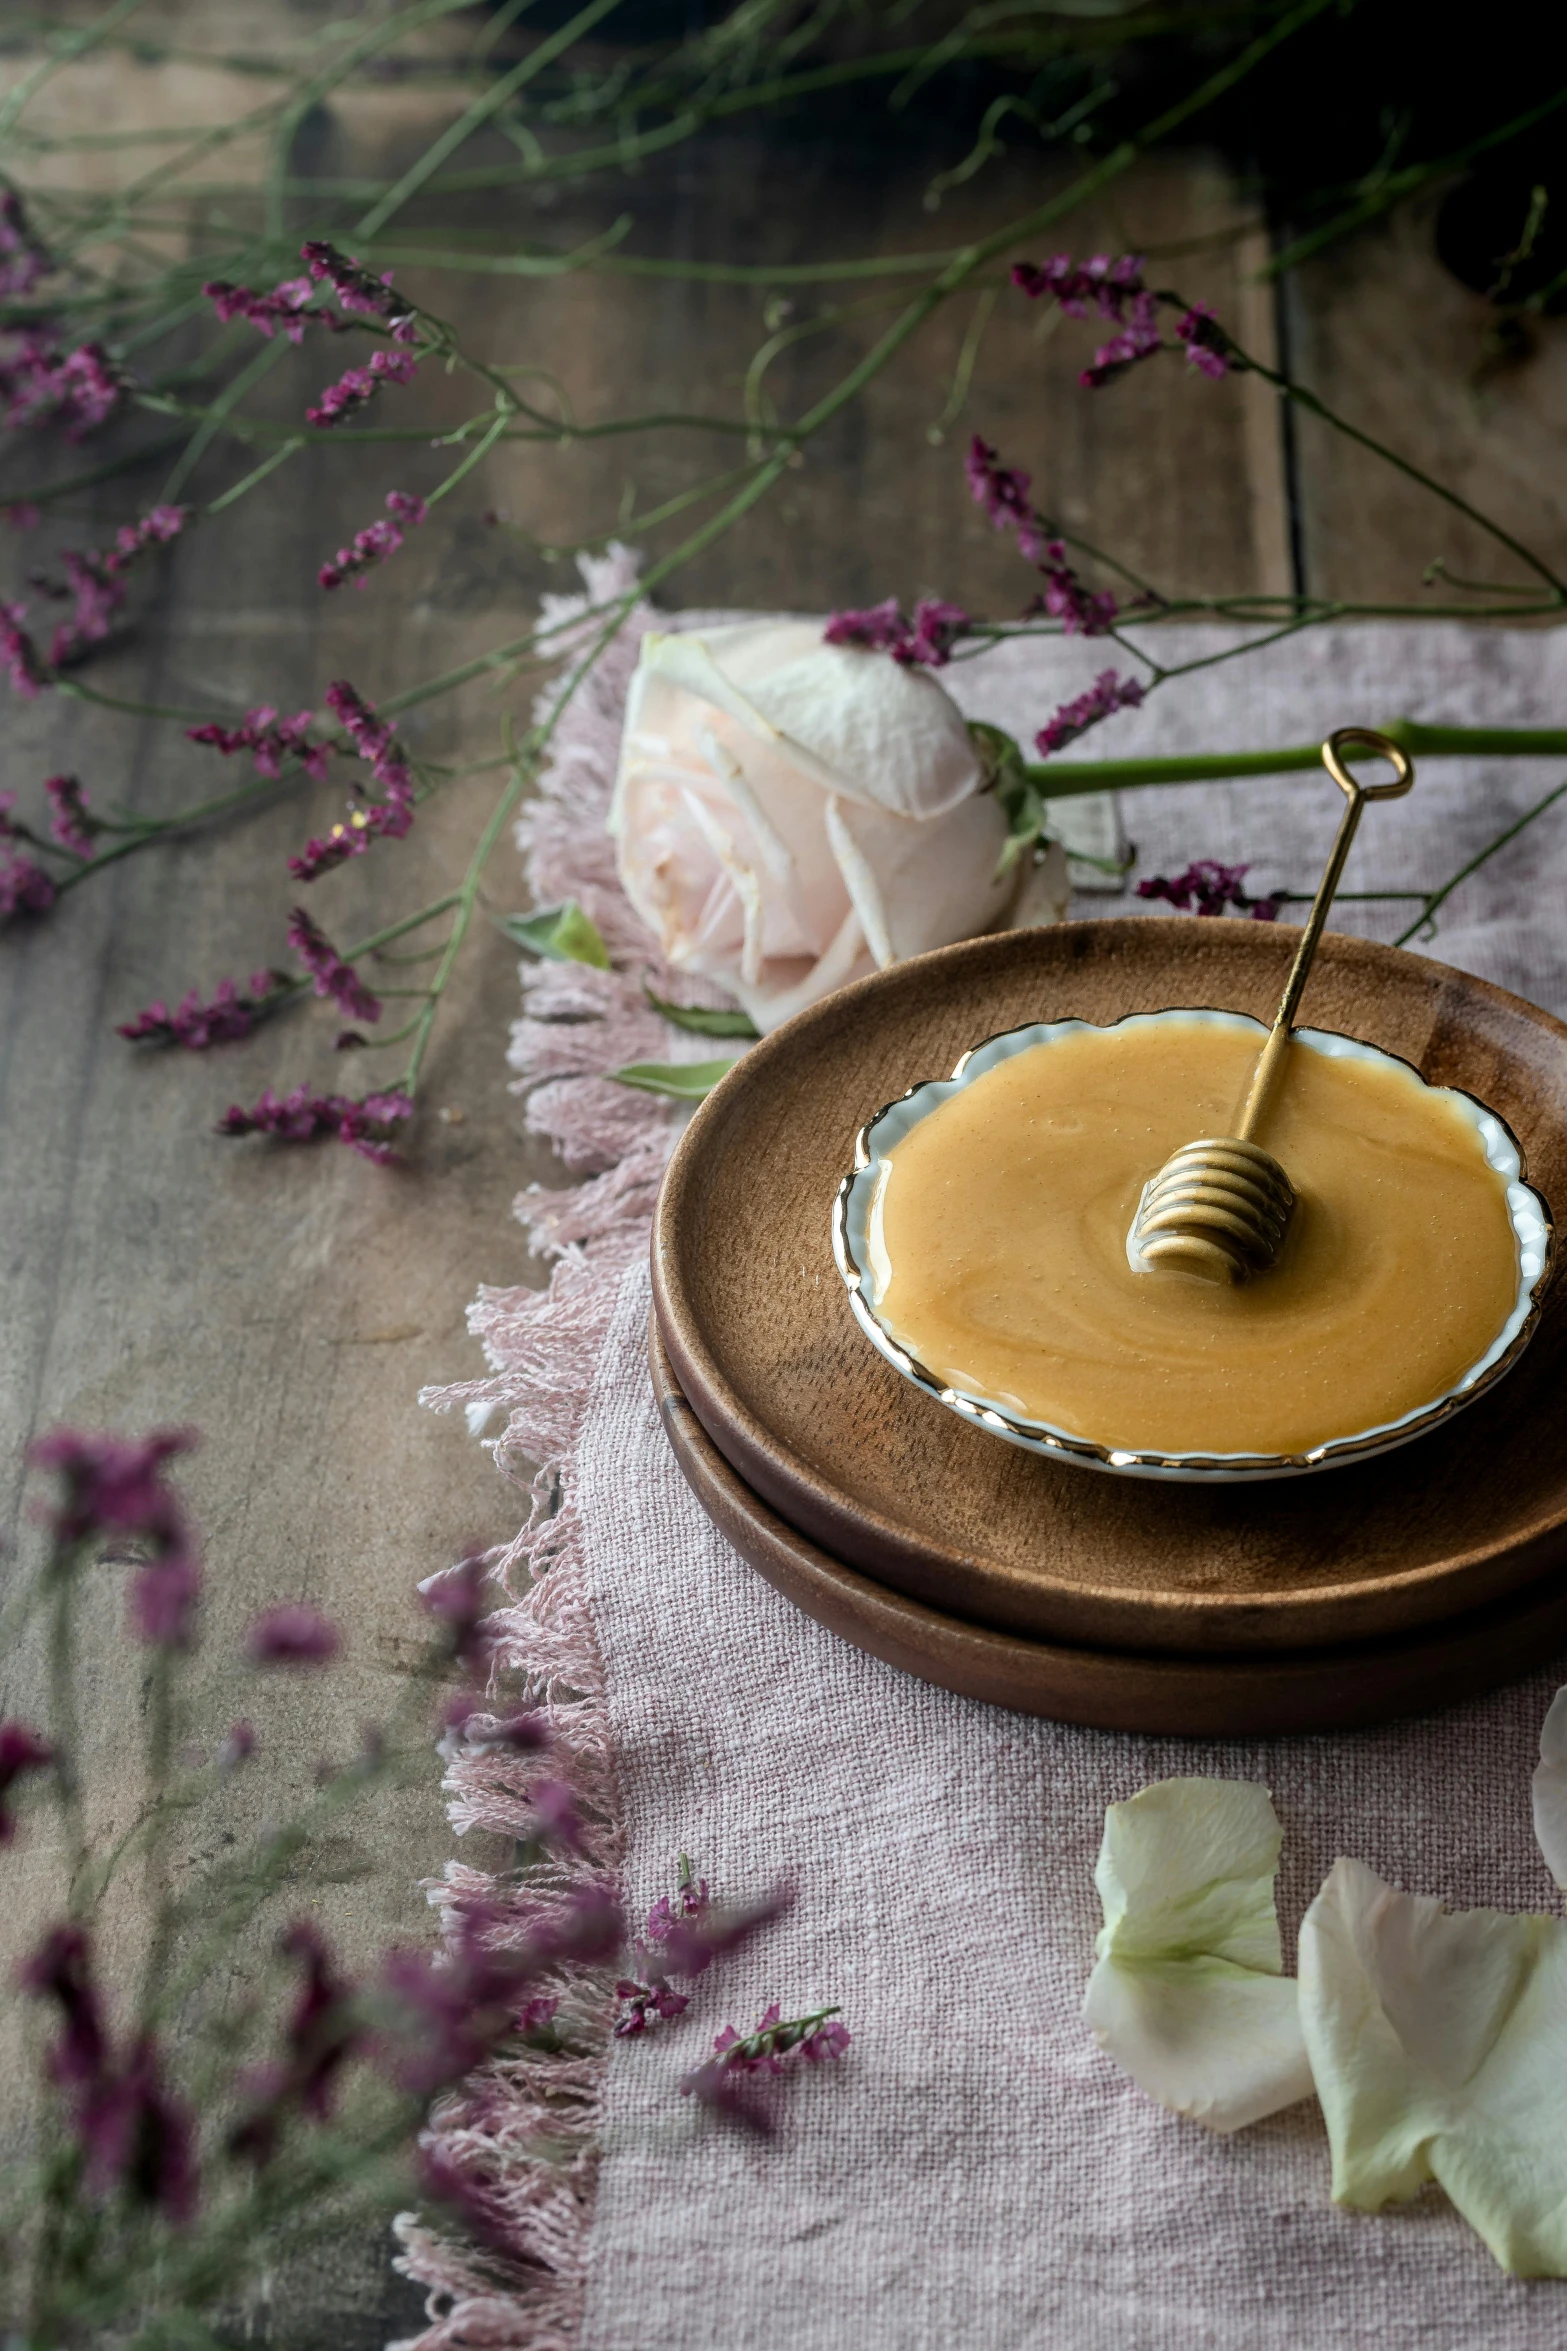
[
  {"xmin": 1298, "ymin": 1854, "xmax": 1567, "ymax": 2276},
  {"xmin": 1083, "ymin": 1777, "xmax": 1314, "ymax": 2133},
  {"xmin": 1530, "ymin": 1684, "xmax": 1567, "ymax": 1890}
]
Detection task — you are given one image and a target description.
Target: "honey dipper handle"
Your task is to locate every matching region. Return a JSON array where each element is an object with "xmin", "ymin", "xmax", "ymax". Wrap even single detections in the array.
[{"xmin": 1234, "ymin": 727, "xmax": 1415, "ymax": 1145}]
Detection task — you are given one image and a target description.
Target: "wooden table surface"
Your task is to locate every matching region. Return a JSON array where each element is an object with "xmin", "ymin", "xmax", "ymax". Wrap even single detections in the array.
[{"xmin": 2, "ymin": 7, "xmax": 1564, "ymax": 2341}]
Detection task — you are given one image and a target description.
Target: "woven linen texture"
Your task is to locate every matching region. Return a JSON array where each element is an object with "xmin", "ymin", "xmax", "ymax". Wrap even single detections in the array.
[{"xmin": 570, "ymin": 621, "xmax": 1567, "ymax": 2350}]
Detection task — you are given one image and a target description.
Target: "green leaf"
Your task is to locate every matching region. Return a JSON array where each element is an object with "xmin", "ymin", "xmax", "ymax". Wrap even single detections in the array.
[
  {"xmin": 502, "ymin": 899, "xmax": 610, "ymax": 968},
  {"xmin": 972, "ymin": 719, "xmax": 1052, "ymax": 876},
  {"xmin": 645, "ymin": 988, "xmax": 759, "ymax": 1039},
  {"xmin": 608, "ymin": 1057, "xmax": 738, "ymax": 1100}
]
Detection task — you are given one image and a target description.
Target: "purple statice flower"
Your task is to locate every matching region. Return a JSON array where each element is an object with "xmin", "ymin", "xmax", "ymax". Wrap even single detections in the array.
[
  {"xmin": 202, "ymin": 273, "xmax": 317, "ymax": 344},
  {"xmin": 288, "ymin": 680, "xmax": 414, "ymax": 881},
  {"xmin": 116, "ymin": 971, "xmax": 285, "ymax": 1049},
  {"xmin": 0, "ymin": 852, "xmax": 55, "ymax": 915},
  {"xmin": 1175, "ymin": 301, "xmax": 1233, "ymax": 379},
  {"xmin": 0, "ymin": 189, "xmax": 50, "ymax": 299},
  {"xmin": 823, "ymin": 596, "xmax": 969, "ymax": 668},
  {"xmin": 217, "ymin": 1084, "xmax": 414, "ymax": 1162},
  {"xmin": 1, "ymin": 599, "xmax": 48, "ymax": 696},
  {"xmin": 186, "ymin": 705, "xmax": 332, "ymax": 784},
  {"xmin": 1080, "ymin": 289, "xmax": 1164, "ymax": 389},
  {"xmin": 244, "ymin": 1604, "xmax": 341, "ymax": 1666},
  {"xmin": 680, "ymin": 2004, "xmax": 850, "ymax": 2130},
  {"xmin": 531, "ymin": 1777, "xmax": 584, "ymax": 1854},
  {"xmin": 444, "ymin": 1698, "xmax": 549, "ymax": 1752},
  {"xmin": 1032, "ymin": 542, "xmax": 1118, "ymax": 636},
  {"xmin": 318, "ymin": 489, "xmax": 427, "ymax": 591},
  {"xmin": 44, "ymin": 773, "xmax": 96, "ymax": 856},
  {"xmin": 30, "ymin": 1427, "xmax": 192, "ymax": 1546},
  {"xmin": 286, "ymin": 906, "xmax": 381, "ymax": 1023},
  {"xmin": 299, "ymin": 240, "xmax": 419, "ymax": 342},
  {"xmin": 659, "ymin": 1885, "xmax": 789, "ymax": 1981},
  {"xmin": 1034, "ymin": 670, "xmax": 1145, "ymax": 758},
  {"xmin": 30, "ymin": 1426, "xmax": 203, "ymax": 1649},
  {"xmin": 229, "ymin": 1923, "xmax": 361, "ymax": 2163},
  {"xmin": 614, "ymin": 1860, "xmax": 712, "ymax": 2035},
  {"xmin": 21, "ymin": 1926, "xmax": 196, "ymax": 2219},
  {"xmin": 0, "ymin": 332, "xmax": 124, "ymax": 437},
  {"xmin": 385, "ymin": 1886, "xmax": 623, "ymax": 2098},
  {"xmin": 965, "ymin": 435, "xmax": 1044, "ymax": 559},
  {"xmin": 88, "ymin": 2035, "xmax": 198, "ymax": 2222},
  {"xmin": 965, "ymin": 437, "xmax": 1117, "ymax": 629},
  {"xmin": 0, "ymin": 1722, "xmax": 52, "ymax": 1842},
  {"xmin": 1010, "ymin": 251, "xmax": 1147, "ymax": 320},
  {"xmin": 1137, "ymin": 859, "xmax": 1283, "ymax": 921},
  {"xmin": 21, "ymin": 1925, "xmax": 107, "ymax": 2087},
  {"xmin": 614, "ymin": 1975, "xmax": 689, "ymax": 2035},
  {"xmin": 305, "ymin": 345, "xmax": 417, "ymax": 430},
  {"xmin": 419, "ymin": 1552, "xmax": 492, "ymax": 1671},
  {"xmin": 219, "ymin": 1720, "xmax": 256, "ymax": 1768},
  {"xmin": 42, "ymin": 505, "xmax": 187, "ymax": 667}
]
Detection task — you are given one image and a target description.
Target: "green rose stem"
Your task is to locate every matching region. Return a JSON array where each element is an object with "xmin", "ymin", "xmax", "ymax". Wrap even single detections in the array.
[{"xmin": 1030, "ymin": 726, "xmax": 1567, "ymax": 796}]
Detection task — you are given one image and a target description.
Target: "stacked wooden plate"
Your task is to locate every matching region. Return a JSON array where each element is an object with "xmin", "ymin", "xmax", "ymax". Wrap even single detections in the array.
[{"xmin": 650, "ymin": 919, "xmax": 1567, "ymax": 1734}]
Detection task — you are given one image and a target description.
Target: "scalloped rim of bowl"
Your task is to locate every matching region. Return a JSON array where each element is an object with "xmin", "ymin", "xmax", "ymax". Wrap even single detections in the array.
[{"xmin": 831, "ymin": 1008, "xmax": 1555, "ymax": 1484}]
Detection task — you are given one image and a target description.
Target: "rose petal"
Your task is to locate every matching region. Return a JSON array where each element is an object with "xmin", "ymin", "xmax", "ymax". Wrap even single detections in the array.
[
  {"xmin": 1531, "ymin": 1684, "xmax": 1567, "ymax": 1891},
  {"xmin": 1083, "ymin": 1777, "xmax": 1313, "ymax": 2133},
  {"xmin": 1299, "ymin": 1855, "xmax": 1567, "ymax": 2275}
]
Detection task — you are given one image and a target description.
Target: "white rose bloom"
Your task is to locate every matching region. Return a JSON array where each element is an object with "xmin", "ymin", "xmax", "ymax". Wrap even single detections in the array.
[{"xmin": 608, "ymin": 620, "xmax": 1026, "ymax": 1031}]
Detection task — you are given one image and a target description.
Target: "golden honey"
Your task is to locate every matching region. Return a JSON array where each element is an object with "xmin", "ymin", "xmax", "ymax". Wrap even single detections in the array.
[{"xmin": 867, "ymin": 1019, "xmax": 1520, "ymax": 1458}]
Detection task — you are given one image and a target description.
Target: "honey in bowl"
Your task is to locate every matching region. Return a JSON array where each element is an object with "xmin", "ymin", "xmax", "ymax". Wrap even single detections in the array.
[{"xmin": 864, "ymin": 1014, "xmax": 1525, "ymax": 1461}]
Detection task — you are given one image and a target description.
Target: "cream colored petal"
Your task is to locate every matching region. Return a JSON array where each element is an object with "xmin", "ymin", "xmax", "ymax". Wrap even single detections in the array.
[
  {"xmin": 730, "ymin": 904, "xmax": 871, "ymax": 1033},
  {"xmin": 1083, "ymin": 1956, "xmax": 1312, "ymax": 2133},
  {"xmin": 825, "ymin": 794, "xmax": 1012, "ymax": 964},
  {"xmin": 1531, "ymin": 1686, "xmax": 1567, "ymax": 1891},
  {"xmin": 825, "ymin": 796, "xmax": 894, "ymax": 969},
  {"xmin": 1085, "ymin": 1778, "xmax": 1313, "ymax": 2133},
  {"xmin": 1299, "ymin": 1855, "xmax": 1567, "ymax": 2275}
]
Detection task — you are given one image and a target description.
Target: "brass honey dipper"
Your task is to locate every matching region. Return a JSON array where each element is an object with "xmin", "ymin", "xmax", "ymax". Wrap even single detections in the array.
[{"xmin": 1130, "ymin": 726, "xmax": 1415, "ymax": 1284}]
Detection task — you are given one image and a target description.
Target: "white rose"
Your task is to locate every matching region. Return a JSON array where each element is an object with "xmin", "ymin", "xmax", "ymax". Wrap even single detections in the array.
[{"xmin": 609, "ymin": 620, "xmax": 1042, "ymax": 1032}]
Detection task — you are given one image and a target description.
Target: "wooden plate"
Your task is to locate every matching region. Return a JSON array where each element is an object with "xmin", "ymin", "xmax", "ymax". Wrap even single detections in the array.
[
  {"xmin": 652, "ymin": 919, "xmax": 1567, "ymax": 1658},
  {"xmin": 651, "ymin": 1316, "xmax": 1567, "ymax": 1735}
]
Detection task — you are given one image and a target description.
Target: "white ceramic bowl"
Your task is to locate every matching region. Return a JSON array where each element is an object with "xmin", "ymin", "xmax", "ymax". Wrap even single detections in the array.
[{"xmin": 832, "ymin": 1009, "xmax": 1554, "ymax": 1483}]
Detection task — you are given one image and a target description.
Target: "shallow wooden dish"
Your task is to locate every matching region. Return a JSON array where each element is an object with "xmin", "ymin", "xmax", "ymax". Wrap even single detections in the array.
[
  {"xmin": 652, "ymin": 919, "xmax": 1567, "ymax": 1659},
  {"xmin": 650, "ymin": 1318, "xmax": 1567, "ymax": 1734}
]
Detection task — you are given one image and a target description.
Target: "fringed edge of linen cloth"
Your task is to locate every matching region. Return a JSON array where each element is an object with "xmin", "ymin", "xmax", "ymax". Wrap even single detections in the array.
[{"xmin": 392, "ymin": 549, "xmax": 730, "ymax": 2350}]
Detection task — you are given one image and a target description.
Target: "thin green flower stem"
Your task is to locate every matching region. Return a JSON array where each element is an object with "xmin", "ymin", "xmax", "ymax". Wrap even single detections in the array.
[
  {"xmin": 424, "ymin": 399, "xmax": 513, "ymax": 506},
  {"xmin": 137, "ymin": 1649, "xmax": 178, "ymax": 2014},
  {"xmin": 1239, "ymin": 351, "xmax": 1567, "ymax": 599},
  {"xmin": 204, "ymin": 434, "xmax": 305, "ymax": 514},
  {"xmin": 1393, "ymin": 778, "xmax": 1567, "ymax": 947},
  {"xmin": 928, "ymin": 284, "xmax": 997, "ymax": 441},
  {"xmin": 0, "ymin": 434, "xmax": 189, "ymax": 511},
  {"xmin": 134, "ymin": 388, "xmax": 773, "ymax": 444},
  {"xmin": 241, "ymin": 18, "xmax": 1185, "ymax": 206},
  {"xmin": 161, "ymin": 334, "xmax": 292, "ymax": 503},
  {"xmin": 54, "ymin": 677, "xmax": 254, "ymax": 725},
  {"xmin": 0, "ymin": 0, "xmax": 148, "ymax": 144},
  {"xmin": 349, "ymin": 0, "xmax": 630, "ymax": 245},
  {"xmin": 1264, "ymin": 87, "xmax": 1567, "ymax": 280},
  {"xmin": 397, "ymin": 753, "xmax": 536, "ymax": 1096},
  {"xmin": 1027, "ymin": 725, "xmax": 1567, "ymax": 796},
  {"xmin": 46, "ymin": 1549, "xmax": 89, "ymax": 1907}
]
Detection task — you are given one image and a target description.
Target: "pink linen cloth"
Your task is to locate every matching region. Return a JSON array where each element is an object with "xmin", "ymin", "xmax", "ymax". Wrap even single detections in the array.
[{"xmin": 402, "ymin": 570, "xmax": 1567, "ymax": 2351}]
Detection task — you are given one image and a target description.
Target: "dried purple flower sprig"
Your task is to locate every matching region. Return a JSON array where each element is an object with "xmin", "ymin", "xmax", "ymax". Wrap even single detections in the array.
[
  {"xmin": 216, "ymin": 1084, "xmax": 414, "ymax": 1164},
  {"xmin": 1137, "ymin": 860, "xmax": 1284, "ymax": 921},
  {"xmin": 680, "ymin": 2003, "xmax": 851, "ymax": 2132},
  {"xmin": 31, "ymin": 1428, "xmax": 203, "ymax": 1650},
  {"xmin": 117, "ymin": 972, "xmax": 289, "ymax": 1049},
  {"xmin": 1011, "ymin": 252, "xmax": 1237, "ymax": 388},
  {"xmin": 319, "ymin": 490, "xmax": 427, "ymax": 592},
  {"xmin": 824, "ymin": 595, "xmax": 970, "ymax": 669}
]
